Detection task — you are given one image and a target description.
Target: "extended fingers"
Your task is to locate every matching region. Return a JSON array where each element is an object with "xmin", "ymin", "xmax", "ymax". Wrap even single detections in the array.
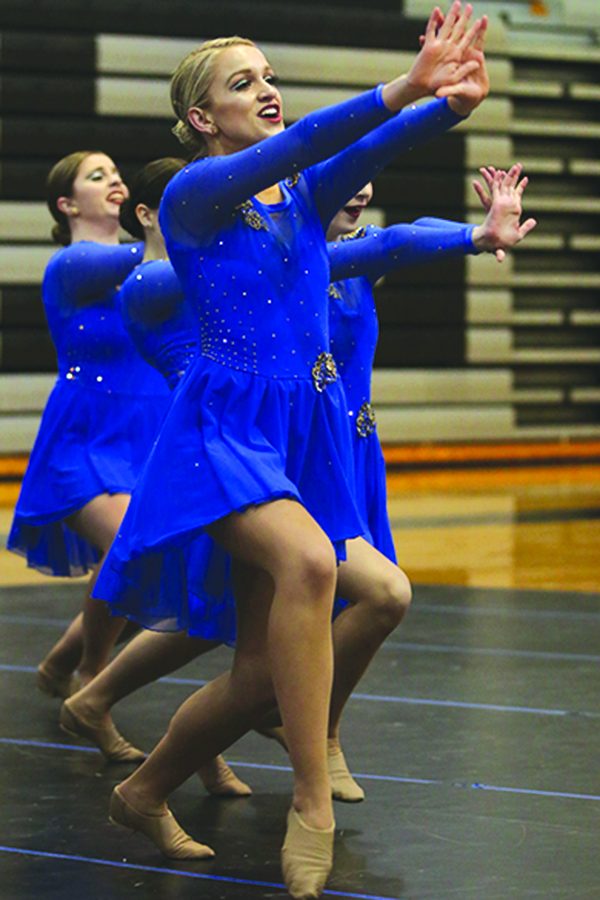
[
  {"xmin": 479, "ymin": 166, "xmax": 496, "ymax": 189},
  {"xmin": 450, "ymin": 3, "xmax": 473, "ymax": 44},
  {"xmin": 474, "ymin": 15, "xmax": 488, "ymax": 51},
  {"xmin": 424, "ymin": 7, "xmax": 442, "ymax": 41},
  {"xmin": 458, "ymin": 12, "xmax": 482, "ymax": 52},
  {"xmin": 438, "ymin": 1, "xmax": 462, "ymax": 40},
  {"xmin": 503, "ymin": 162, "xmax": 522, "ymax": 190},
  {"xmin": 472, "ymin": 178, "xmax": 491, "ymax": 210},
  {"xmin": 518, "ymin": 217, "xmax": 537, "ymax": 239}
]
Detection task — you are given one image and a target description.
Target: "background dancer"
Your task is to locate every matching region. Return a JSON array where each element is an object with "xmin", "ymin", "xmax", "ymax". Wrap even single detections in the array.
[{"xmin": 7, "ymin": 152, "xmax": 170, "ymax": 762}]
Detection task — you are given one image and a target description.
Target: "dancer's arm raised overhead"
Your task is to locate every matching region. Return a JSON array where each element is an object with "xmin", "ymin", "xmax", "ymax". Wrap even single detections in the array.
[
  {"xmin": 308, "ymin": 10, "xmax": 490, "ymax": 227},
  {"xmin": 161, "ymin": 2, "xmax": 486, "ymax": 245}
]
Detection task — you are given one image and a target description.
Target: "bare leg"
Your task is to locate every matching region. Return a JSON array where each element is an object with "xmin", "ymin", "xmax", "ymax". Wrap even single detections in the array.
[
  {"xmin": 256, "ymin": 538, "xmax": 412, "ymax": 801},
  {"xmin": 37, "ymin": 611, "xmax": 84, "ymax": 697},
  {"xmin": 112, "ymin": 500, "xmax": 337, "ymax": 894},
  {"xmin": 332, "ymin": 537, "xmax": 411, "ymax": 736},
  {"xmin": 210, "ymin": 501, "xmax": 336, "ymax": 831},
  {"xmin": 326, "ymin": 537, "xmax": 411, "ymax": 800},
  {"xmin": 116, "ymin": 565, "xmax": 275, "ymax": 812},
  {"xmin": 63, "ymin": 628, "xmax": 251, "ymax": 794},
  {"xmin": 66, "ymin": 493, "xmax": 131, "ymax": 684}
]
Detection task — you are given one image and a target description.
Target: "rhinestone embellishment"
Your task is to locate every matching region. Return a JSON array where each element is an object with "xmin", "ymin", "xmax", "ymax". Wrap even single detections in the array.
[
  {"xmin": 311, "ymin": 352, "xmax": 338, "ymax": 393},
  {"xmin": 340, "ymin": 226, "xmax": 367, "ymax": 242},
  {"xmin": 356, "ymin": 401, "xmax": 376, "ymax": 437},
  {"xmin": 236, "ymin": 200, "xmax": 268, "ymax": 231},
  {"xmin": 328, "ymin": 284, "xmax": 342, "ymax": 300}
]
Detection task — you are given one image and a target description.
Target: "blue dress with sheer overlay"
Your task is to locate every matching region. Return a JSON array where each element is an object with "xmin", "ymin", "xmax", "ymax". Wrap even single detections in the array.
[
  {"xmin": 93, "ymin": 91, "xmax": 466, "ymax": 637},
  {"xmin": 328, "ymin": 218, "xmax": 478, "ymax": 562},
  {"xmin": 119, "ymin": 260, "xmax": 236, "ymax": 640},
  {"xmin": 7, "ymin": 242, "xmax": 170, "ymax": 577}
]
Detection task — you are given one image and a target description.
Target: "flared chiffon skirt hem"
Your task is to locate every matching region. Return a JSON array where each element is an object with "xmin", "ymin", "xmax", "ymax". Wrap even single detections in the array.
[
  {"xmin": 92, "ymin": 355, "xmax": 367, "ymax": 641},
  {"xmin": 7, "ymin": 378, "xmax": 169, "ymax": 576}
]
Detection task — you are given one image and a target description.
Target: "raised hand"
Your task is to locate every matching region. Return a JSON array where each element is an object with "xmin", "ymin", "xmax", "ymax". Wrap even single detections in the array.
[
  {"xmin": 472, "ymin": 163, "xmax": 537, "ymax": 262},
  {"xmin": 382, "ymin": 3, "xmax": 485, "ymax": 110},
  {"xmin": 406, "ymin": 2, "xmax": 486, "ymax": 99},
  {"xmin": 441, "ymin": 22, "xmax": 490, "ymax": 115}
]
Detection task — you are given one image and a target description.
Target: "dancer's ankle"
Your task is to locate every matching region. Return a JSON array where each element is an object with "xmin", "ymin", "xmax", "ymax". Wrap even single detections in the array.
[
  {"xmin": 292, "ymin": 790, "xmax": 333, "ymax": 831},
  {"xmin": 118, "ymin": 779, "xmax": 168, "ymax": 817}
]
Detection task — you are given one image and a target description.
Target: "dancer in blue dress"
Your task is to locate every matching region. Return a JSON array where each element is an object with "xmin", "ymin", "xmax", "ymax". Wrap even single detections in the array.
[
  {"xmin": 94, "ymin": 10, "xmax": 490, "ymax": 895},
  {"xmin": 259, "ymin": 162, "xmax": 536, "ymax": 801},
  {"xmin": 61, "ymin": 156, "xmax": 251, "ymax": 796},
  {"xmin": 327, "ymin": 164, "xmax": 537, "ymax": 560},
  {"xmin": 7, "ymin": 152, "xmax": 169, "ymax": 742}
]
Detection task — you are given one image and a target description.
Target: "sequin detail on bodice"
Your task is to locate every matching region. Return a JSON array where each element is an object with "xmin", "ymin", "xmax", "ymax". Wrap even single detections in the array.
[
  {"xmin": 169, "ymin": 183, "xmax": 333, "ymax": 381},
  {"xmin": 43, "ymin": 243, "xmax": 168, "ymax": 397}
]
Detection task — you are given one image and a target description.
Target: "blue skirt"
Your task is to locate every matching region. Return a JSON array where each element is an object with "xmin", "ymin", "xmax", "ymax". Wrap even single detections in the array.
[
  {"xmin": 93, "ymin": 354, "xmax": 366, "ymax": 641},
  {"xmin": 8, "ymin": 378, "xmax": 170, "ymax": 577},
  {"xmin": 352, "ymin": 430, "xmax": 397, "ymax": 564}
]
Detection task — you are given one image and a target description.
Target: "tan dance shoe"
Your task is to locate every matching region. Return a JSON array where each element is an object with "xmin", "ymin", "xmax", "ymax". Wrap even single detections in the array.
[
  {"xmin": 60, "ymin": 698, "xmax": 146, "ymax": 763},
  {"xmin": 281, "ymin": 807, "xmax": 335, "ymax": 899},
  {"xmin": 197, "ymin": 755, "xmax": 252, "ymax": 796},
  {"xmin": 109, "ymin": 785, "xmax": 215, "ymax": 860},
  {"xmin": 327, "ymin": 743, "xmax": 365, "ymax": 803},
  {"xmin": 37, "ymin": 663, "xmax": 80, "ymax": 699}
]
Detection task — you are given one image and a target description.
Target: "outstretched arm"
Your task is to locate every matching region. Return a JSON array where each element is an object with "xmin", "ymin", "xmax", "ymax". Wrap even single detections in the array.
[
  {"xmin": 161, "ymin": 2, "xmax": 487, "ymax": 245},
  {"xmin": 327, "ymin": 164, "xmax": 536, "ymax": 282},
  {"xmin": 309, "ymin": 9, "xmax": 489, "ymax": 228},
  {"xmin": 46, "ymin": 242, "xmax": 144, "ymax": 307},
  {"xmin": 327, "ymin": 221, "xmax": 477, "ymax": 283}
]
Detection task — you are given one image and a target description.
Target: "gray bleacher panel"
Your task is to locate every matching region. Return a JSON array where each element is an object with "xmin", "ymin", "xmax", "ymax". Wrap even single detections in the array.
[
  {"xmin": 0, "ymin": 0, "xmax": 420, "ymax": 50},
  {"xmin": 1, "ymin": 1, "xmax": 599, "ymax": 446}
]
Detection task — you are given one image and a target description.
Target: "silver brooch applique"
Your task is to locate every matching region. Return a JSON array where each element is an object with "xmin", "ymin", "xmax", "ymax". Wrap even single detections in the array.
[
  {"xmin": 356, "ymin": 401, "xmax": 376, "ymax": 437},
  {"xmin": 236, "ymin": 200, "xmax": 268, "ymax": 231},
  {"xmin": 311, "ymin": 352, "xmax": 338, "ymax": 393},
  {"xmin": 340, "ymin": 226, "xmax": 367, "ymax": 242}
]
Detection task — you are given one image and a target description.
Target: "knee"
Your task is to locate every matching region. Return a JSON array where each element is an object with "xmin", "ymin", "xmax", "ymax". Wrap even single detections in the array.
[
  {"xmin": 371, "ymin": 567, "xmax": 412, "ymax": 631},
  {"xmin": 285, "ymin": 540, "xmax": 337, "ymax": 599}
]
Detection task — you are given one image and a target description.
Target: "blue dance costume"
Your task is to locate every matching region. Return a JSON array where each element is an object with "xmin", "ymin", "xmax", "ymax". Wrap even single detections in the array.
[
  {"xmin": 119, "ymin": 261, "xmax": 238, "ymax": 641},
  {"xmin": 119, "ymin": 260, "xmax": 198, "ymax": 391},
  {"xmin": 328, "ymin": 218, "xmax": 478, "ymax": 561},
  {"xmin": 8, "ymin": 242, "xmax": 170, "ymax": 577},
  {"xmin": 93, "ymin": 90, "xmax": 465, "ymax": 637}
]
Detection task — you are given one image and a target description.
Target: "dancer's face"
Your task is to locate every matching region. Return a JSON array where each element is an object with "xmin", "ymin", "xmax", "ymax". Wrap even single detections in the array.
[
  {"xmin": 328, "ymin": 183, "xmax": 374, "ymax": 240},
  {"xmin": 61, "ymin": 153, "xmax": 128, "ymax": 226},
  {"xmin": 191, "ymin": 45, "xmax": 284, "ymax": 154}
]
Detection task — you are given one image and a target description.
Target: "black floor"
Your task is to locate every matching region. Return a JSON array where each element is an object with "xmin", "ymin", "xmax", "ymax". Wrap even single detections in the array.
[{"xmin": 1, "ymin": 581, "xmax": 599, "ymax": 899}]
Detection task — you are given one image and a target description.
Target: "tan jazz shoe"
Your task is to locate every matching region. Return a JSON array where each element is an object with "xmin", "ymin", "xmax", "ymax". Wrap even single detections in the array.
[
  {"xmin": 281, "ymin": 807, "xmax": 335, "ymax": 899},
  {"xmin": 60, "ymin": 698, "xmax": 146, "ymax": 763},
  {"xmin": 37, "ymin": 663, "xmax": 80, "ymax": 699},
  {"xmin": 109, "ymin": 785, "xmax": 215, "ymax": 860},
  {"xmin": 197, "ymin": 755, "xmax": 252, "ymax": 797},
  {"xmin": 327, "ymin": 743, "xmax": 365, "ymax": 803}
]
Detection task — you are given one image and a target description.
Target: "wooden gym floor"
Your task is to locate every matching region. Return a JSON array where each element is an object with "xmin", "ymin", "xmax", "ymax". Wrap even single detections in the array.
[{"xmin": 1, "ymin": 459, "xmax": 599, "ymax": 898}]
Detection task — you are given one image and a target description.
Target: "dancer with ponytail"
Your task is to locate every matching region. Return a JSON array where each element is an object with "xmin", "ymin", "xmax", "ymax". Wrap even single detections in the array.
[{"xmin": 8, "ymin": 154, "xmax": 169, "ymax": 763}]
